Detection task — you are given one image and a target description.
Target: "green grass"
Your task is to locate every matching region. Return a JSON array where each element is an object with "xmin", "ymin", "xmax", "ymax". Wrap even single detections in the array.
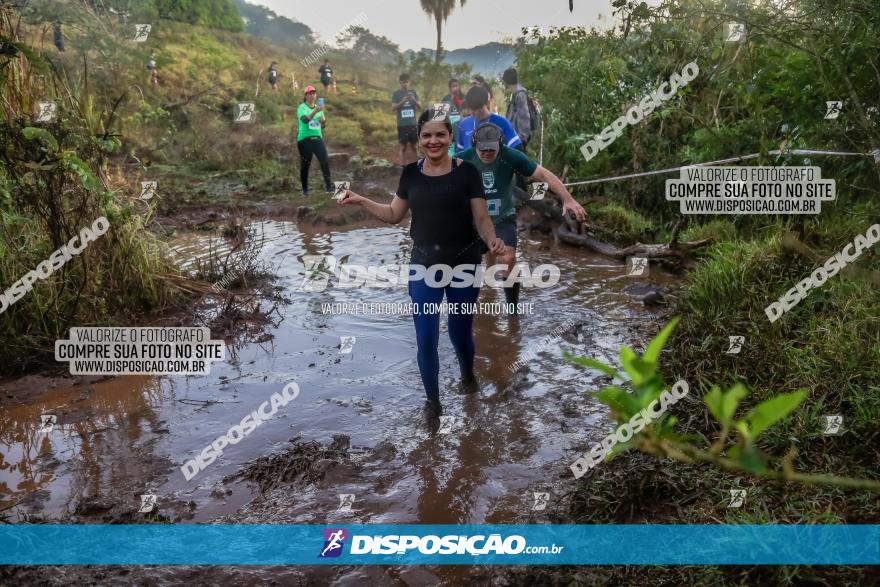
[
  {"xmin": 586, "ymin": 202, "xmax": 656, "ymax": 243},
  {"xmin": 680, "ymin": 218, "xmax": 739, "ymax": 243}
]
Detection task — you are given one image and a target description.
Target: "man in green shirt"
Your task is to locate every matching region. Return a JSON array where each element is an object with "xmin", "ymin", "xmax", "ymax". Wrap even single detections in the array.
[
  {"xmin": 296, "ymin": 85, "xmax": 333, "ymax": 197},
  {"xmin": 458, "ymin": 123, "xmax": 587, "ymax": 308}
]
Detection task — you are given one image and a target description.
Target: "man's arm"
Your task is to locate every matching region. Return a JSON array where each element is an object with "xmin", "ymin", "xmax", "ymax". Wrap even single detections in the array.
[
  {"xmin": 530, "ymin": 166, "xmax": 586, "ymax": 221},
  {"xmin": 390, "ymin": 94, "xmax": 403, "ymax": 112}
]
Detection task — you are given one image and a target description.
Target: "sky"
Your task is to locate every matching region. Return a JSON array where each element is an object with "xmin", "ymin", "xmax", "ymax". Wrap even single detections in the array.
[{"xmin": 251, "ymin": 0, "xmax": 625, "ymax": 51}]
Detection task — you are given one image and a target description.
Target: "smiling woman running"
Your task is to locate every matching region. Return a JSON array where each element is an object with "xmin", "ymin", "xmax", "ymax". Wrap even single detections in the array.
[{"xmin": 338, "ymin": 109, "xmax": 504, "ymax": 416}]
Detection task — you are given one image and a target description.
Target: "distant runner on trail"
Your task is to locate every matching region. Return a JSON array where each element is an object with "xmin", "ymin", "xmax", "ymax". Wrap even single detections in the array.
[
  {"xmin": 267, "ymin": 61, "xmax": 280, "ymax": 92},
  {"xmin": 391, "ymin": 73, "xmax": 422, "ymax": 165},
  {"xmin": 502, "ymin": 68, "xmax": 536, "ymax": 154},
  {"xmin": 296, "ymin": 85, "xmax": 333, "ymax": 197},
  {"xmin": 441, "ymin": 79, "xmax": 463, "ymax": 156},
  {"xmin": 318, "ymin": 59, "xmax": 335, "ymax": 93},
  {"xmin": 441, "ymin": 78, "xmax": 464, "ymax": 111},
  {"xmin": 337, "ymin": 109, "xmax": 504, "ymax": 417},
  {"xmin": 455, "ymin": 85, "xmax": 521, "ymax": 153},
  {"xmin": 147, "ymin": 55, "xmax": 158, "ymax": 86},
  {"xmin": 53, "ymin": 21, "xmax": 64, "ymax": 52},
  {"xmin": 458, "ymin": 123, "xmax": 586, "ymax": 310}
]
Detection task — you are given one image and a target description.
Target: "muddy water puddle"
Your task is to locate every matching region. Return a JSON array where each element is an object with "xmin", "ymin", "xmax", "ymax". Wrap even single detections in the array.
[{"xmin": 1, "ymin": 218, "xmax": 675, "ymax": 527}]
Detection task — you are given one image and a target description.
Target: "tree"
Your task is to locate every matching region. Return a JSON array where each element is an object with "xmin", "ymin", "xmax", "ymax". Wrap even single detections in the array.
[
  {"xmin": 234, "ymin": 0, "xmax": 315, "ymax": 48},
  {"xmin": 418, "ymin": 0, "xmax": 466, "ymax": 64},
  {"xmin": 337, "ymin": 26, "xmax": 400, "ymax": 63},
  {"xmin": 152, "ymin": 0, "xmax": 244, "ymax": 32}
]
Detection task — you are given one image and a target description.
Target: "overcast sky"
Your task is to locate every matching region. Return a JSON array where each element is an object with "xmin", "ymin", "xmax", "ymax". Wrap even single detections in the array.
[{"xmin": 251, "ymin": 0, "xmax": 625, "ymax": 51}]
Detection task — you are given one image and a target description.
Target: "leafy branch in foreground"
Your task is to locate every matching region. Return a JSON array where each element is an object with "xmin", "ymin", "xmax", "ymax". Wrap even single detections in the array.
[{"xmin": 564, "ymin": 317, "xmax": 880, "ymax": 491}]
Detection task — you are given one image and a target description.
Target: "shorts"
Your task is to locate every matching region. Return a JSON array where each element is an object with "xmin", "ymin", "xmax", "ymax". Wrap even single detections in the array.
[
  {"xmin": 398, "ymin": 126, "xmax": 418, "ymax": 145},
  {"xmin": 321, "ymin": 79, "xmax": 332, "ymax": 88},
  {"xmin": 479, "ymin": 216, "xmax": 517, "ymax": 254},
  {"xmin": 493, "ymin": 216, "xmax": 518, "ymax": 248}
]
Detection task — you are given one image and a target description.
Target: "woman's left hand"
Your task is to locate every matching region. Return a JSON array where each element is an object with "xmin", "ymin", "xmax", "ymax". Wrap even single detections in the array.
[{"xmin": 488, "ymin": 237, "xmax": 506, "ymax": 256}]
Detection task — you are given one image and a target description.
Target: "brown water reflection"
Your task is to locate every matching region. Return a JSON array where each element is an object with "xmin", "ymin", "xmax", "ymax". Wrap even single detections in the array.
[{"xmin": 1, "ymin": 219, "xmax": 674, "ymax": 525}]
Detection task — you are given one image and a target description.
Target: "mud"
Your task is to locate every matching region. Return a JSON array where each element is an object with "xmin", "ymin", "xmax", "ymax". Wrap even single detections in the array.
[{"xmin": 0, "ymin": 159, "xmax": 681, "ymax": 583}]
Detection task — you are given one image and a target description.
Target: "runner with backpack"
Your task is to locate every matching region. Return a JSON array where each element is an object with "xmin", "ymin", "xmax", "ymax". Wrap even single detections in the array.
[{"xmin": 502, "ymin": 68, "xmax": 539, "ymax": 154}]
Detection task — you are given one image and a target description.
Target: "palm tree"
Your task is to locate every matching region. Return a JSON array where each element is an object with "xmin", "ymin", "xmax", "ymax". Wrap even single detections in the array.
[{"xmin": 419, "ymin": 0, "xmax": 466, "ymax": 63}]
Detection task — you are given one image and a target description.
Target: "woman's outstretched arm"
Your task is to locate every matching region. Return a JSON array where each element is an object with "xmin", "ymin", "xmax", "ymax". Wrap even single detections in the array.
[{"xmin": 338, "ymin": 191, "xmax": 409, "ymax": 224}]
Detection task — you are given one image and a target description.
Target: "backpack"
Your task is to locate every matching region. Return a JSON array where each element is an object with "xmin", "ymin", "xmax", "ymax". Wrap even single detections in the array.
[{"xmin": 513, "ymin": 89, "xmax": 540, "ymax": 132}]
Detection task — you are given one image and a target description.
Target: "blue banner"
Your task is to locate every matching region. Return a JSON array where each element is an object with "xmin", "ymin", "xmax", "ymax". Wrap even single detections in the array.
[{"xmin": 0, "ymin": 525, "xmax": 877, "ymax": 565}]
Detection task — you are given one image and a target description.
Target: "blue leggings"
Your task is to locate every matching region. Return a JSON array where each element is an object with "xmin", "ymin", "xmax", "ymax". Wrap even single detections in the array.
[{"xmin": 408, "ymin": 270, "xmax": 481, "ymax": 403}]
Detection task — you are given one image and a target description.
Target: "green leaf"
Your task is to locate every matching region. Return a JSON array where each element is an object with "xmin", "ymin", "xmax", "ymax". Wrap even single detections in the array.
[
  {"xmin": 633, "ymin": 377, "xmax": 664, "ymax": 408},
  {"xmin": 61, "ymin": 153, "xmax": 103, "ymax": 193},
  {"xmin": 723, "ymin": 384, "xmax": 748, "ymax": 424},
  {"xmin": 644, "ymin": 317, "xmax": 679, "ymax": 364},
  {"xmin": 620, "ymin": 346, "xmax": 651, "ymax": 385},
  {"xmin": 734, "ymin": 420, "xmax": 751, "ymax": 442},
  {"xmin": 704, "ymin": 385, "xmax": 725, "ymax": 425},
  {"xmin": 606, "ymin": 441, "xmax": 635, "ymax": 460},
  {"xmin": 563, "ymin": 351, "xmax": 620, "ymax": 379},
  {"xmin": 745, "ymin": 390, "xmax": 807, "ymax": 438},
  {"xmin": 22, "ymin": 127, "xmax": 59, "ymax": 152},
  {"xmin": 729, "ymin": 443, "xmax": 767, "ymax": 474},
  {"xmin": 594, "ymin": 386, "xmax": 641, "ymax": 419},
  {"xmin": 707, "ymin": 383, "xmax": 748, "ymax": 428}
]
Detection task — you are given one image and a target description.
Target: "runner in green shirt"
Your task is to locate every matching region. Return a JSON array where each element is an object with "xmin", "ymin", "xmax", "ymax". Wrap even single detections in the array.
[
  {"xmin": 296, "ymin": 85, "xmax": 333, "ymax": 197},
  {"xmin": 458, "ymin": 123, "xmax": 587, "ymax": 310}
]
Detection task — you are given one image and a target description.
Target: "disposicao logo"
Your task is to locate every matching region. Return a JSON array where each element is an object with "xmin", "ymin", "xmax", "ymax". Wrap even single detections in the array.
[{"xmin": 319, "ymin": 528, "xmax": 348, "ymax": 558}]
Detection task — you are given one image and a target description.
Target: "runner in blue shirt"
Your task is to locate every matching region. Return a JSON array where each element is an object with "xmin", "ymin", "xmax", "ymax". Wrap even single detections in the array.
[{"xmin": 455, "ymin": 85, "xmax": 522, "ymax": 153}]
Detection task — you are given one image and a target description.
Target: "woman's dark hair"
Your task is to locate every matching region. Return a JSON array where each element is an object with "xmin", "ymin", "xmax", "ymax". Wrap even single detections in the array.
[{"xmin": 417, "ymin": 109, "xmax": 453, "ymax": 136}]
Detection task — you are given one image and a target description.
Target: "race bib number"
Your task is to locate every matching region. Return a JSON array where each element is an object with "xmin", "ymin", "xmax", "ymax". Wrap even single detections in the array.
[
  {"xmin": 309, "ymin": 118, "xmax": 321, "ymax": 130},
  {"xmin": 487, "ymin": 199, "xmax": 501, "ymax": 216},
  {"xmin": 401, "ymin": 108, "xmax": 415, "ymax": 118}
]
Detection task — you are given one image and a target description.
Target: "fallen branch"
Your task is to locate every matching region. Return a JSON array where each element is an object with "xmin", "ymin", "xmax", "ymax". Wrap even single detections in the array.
[
  {"xmin": 558, "ymin": 225, "xmax": 711, "ymax": 259},
  {"xmin": 514, "ymin": 187, "xmax": 711, "ymax": 259}
]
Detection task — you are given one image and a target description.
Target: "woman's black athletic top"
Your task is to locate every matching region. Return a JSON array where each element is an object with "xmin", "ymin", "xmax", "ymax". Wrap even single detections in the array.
[{"xmin": 396, "ymin": 158, "xmax": 486, "ymax": 266}]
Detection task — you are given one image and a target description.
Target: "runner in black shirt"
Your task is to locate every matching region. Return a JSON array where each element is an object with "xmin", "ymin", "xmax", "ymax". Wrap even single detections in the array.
[
  {"xmin": 338, "ymin": 109, "xmax": 504, "ymax": 417},
  {"xmin": 318, "ymin": 59, "xmax": 334, "ymax": 93}
]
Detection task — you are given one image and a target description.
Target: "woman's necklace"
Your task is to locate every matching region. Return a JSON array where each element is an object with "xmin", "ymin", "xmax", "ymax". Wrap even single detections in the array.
[{"xmin": 421, "ymin": 157, "xmax": 452, "ymax": 176}]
